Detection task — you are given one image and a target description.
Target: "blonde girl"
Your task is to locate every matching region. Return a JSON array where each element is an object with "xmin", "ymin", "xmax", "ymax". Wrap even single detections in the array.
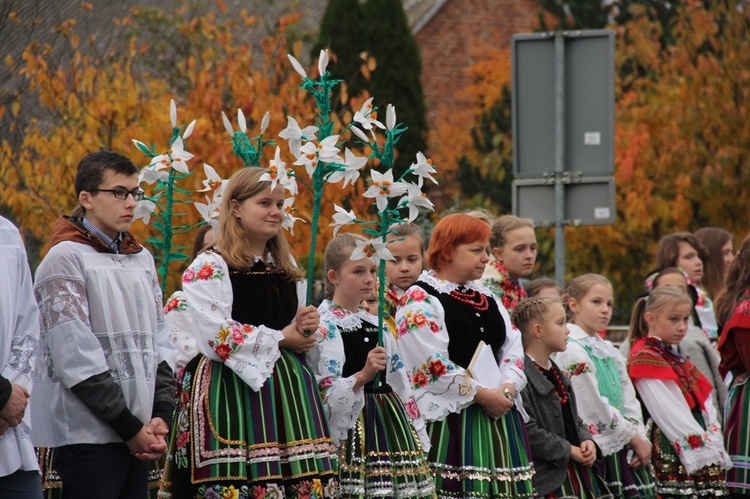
[
  {"xmin": 308, "ymin": 233, "xmax": 433, "ymax": 498},
  {"xmin": 553, "ymin": 274, "xmax": 656, "ymax": 497},
  {"xmin": 481, "ymin": 215, "xmax": 537, "ymax": 312},
  {"xmin": 160, "ymin": 167, "xmax": 339, "ymax": 498},
  {"xmin": 514, "ymin": 297, "xmax": 612, "ymax": 499},
  {"xmin": 628, "ymin": 286, "xmax": 730, "ymax": 496},
  {"xmin": 384, "ymin": 223, "xmax": 425, "ymax": 338}
]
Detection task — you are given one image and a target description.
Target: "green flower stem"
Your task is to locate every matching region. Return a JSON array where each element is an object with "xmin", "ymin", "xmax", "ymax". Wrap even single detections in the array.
[
  {"xmin": 157, "ymin": 166, "xmax": 176, "ymax": 295},
  {"xmin": 306, "ymin": 171, "xmax": 325, "ymax": 307}
]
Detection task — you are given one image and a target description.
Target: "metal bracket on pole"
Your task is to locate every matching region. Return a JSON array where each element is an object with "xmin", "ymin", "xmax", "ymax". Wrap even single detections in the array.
[{"xmin": 542, "ymin": 171, "xmax": 583, "ymax": 185}]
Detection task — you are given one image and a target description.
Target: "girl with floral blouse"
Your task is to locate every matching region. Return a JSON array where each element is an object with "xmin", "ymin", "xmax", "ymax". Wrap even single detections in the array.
[
  {"xmin": 553, "ymin": 274, "xmax": 656, "ymax": 498},
  {"xmin": 628, "ymin": 286, "xmax": 730, "ymax": 497},
  {"xmin": 160, "ymin": 167, "xmax": 338, "ymax": 499},
  {"xmin": 480, "ymin": 215, "xmax": 537, "ymax": 313},
  {"xmin": 396, "ymin": 214, "xmax": 535, "ymax": 498},
  {"xmin": 307, "ymin": 233, "xmax": 433, "ymax": 498}
]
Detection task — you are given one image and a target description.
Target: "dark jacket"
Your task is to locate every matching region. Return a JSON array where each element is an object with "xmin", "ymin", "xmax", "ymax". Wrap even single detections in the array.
[{"xmin": 521, "ymin": 354, "xmax": 594, "ymax": 496}]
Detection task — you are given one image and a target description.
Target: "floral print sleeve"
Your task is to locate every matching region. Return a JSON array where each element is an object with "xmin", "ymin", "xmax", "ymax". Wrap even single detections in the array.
[
  {"xmin": 635, "ymin": 378, "xmax": 731, "ymax": 474},
  {"xmin": 306, "ymin": 301, "xmax": 365, "ymax": 444},
  {"xmin": 395, "ymin": 285, "xmax": 479, "ymax": 422},
  {"xmin": 492, "ymin": 294, "xmax": 526, "ymax": 393},
  {"xmin": 182, "ymin": 251, "xmax": 284, "ymax": 391},
  {"xmin": 553, "ymin": 339, "xmax": 641, "ymax": 456},
  {"xmin": 382, "ymin": 329, "xmax": 431, "ymax": 451}
]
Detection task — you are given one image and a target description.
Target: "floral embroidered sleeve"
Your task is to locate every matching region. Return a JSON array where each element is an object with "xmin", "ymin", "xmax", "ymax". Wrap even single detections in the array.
[
  {"xmin": 553, "ymin": 342, "xmax": 641, "ymax": 456},
  {"xmin": 382, "ymin": 330, "xmax": 431, "ymax": 451},
  {"xmin": 634, "ymin": 378, "xmax": 731, "ymax": 474},
  {"xmin": 183, "ymin": 251, "xmax": 284, "ymax": 391},
  {"xmin": 395, "ymin": 285, "xmax": 479, "ymax": 422},
  {"xmin": 163, "ymin": 290, "xmax": 198, "ymax": 372},
  {"xmin": 306, "ymin": 302, "xmax": 365, "ymax": 444},
  {"xmin": 612, "ymin": 348, "xmax": 648, "ymax": 435},
  {"xmin": 492, "ymin": 295, "xmax": 526, "ymax": 393}
]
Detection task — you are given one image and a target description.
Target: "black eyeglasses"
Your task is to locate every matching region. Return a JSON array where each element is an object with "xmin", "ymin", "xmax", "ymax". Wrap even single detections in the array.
[{"xmin": 88, "ymin": 188, "xmax": 145, "ymax": 201}]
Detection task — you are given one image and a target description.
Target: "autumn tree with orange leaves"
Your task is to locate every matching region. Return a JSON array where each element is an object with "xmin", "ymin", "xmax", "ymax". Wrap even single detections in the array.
[
  {"xmin": 429, "ymin": 0, "xmax": 750, "ymax": 317},
  {"xmin": 0, "ymin": 3, "xmax": 377, "ymax": 294}
]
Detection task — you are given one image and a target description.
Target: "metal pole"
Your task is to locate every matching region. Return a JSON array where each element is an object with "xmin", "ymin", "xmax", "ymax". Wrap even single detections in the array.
[{"xmin": 554, "ymin": 32, "xmax": 566, "ymax": 287}]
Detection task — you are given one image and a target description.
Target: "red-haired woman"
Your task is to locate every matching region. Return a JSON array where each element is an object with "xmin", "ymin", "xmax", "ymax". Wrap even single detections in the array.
[{"xmin": 395, "ymin": 214, "xmax": 535, "ymax": 497}]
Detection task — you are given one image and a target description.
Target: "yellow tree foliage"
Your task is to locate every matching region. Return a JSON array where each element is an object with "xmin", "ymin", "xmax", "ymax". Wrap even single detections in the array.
[{"xmin": 0, "ymin": 5, "xmax": 376, "ymax": 294}]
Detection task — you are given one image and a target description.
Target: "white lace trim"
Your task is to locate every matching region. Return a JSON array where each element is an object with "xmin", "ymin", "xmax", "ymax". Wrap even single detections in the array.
[
  {"xmin": 319, "ymin": 300, "xmax": 377, "ymax": 331},
  {"xmin": 595, "ymin": 419, "xmax": 639, "ymax": 456},
  {"xmin": 679, "ymin": 441, "xmax": 732, "ymax": 474},
  {"xmin": 322, "ymin": 375, "xmax": 365, "ymax": 444},
  {"xmin": 419, "ymin": 270, "xmax": 489, "ymax": 296}
]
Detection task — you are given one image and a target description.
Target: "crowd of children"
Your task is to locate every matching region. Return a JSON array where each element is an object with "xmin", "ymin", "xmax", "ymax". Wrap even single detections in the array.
[{"xmin": 1, "ymin": 150, "xmax": 748, "ymax": 499}]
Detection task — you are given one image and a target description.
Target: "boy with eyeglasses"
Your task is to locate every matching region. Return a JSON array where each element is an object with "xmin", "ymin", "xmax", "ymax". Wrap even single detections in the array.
[{"xmin": 31, "ymin": 150, "xmax": 176, "ymax": 498}]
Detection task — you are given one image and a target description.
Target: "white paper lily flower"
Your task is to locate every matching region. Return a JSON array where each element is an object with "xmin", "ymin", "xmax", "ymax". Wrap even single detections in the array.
[
  {"xmin": 410, "ymin": 152, "xmax": 438, "ymax": 185},
  {"xmin": 221, "ymin": 111, "xmax": 234, "ymax": 137},
  {"xmin": 287, "ymin": 54, "xmax": 307, "ymax": 78},
  {"xmin": 150, "ymin": 137, "xmax": 194, "ymax": 174},
  {"xmin": 261, "ymin": 111, "xmax": 270, "ymax": 134},
  {"xmin": 363, "ymin": 169, "xmax": 408, "ymax": 212},
  {"xmin": 194, "ymin": 194, "xmax": 221, "ymax": 222},
  {"xmin": 330, "ymin": 205, "xmax": 357, "ymax": 237},
  {"xmin": 350, "ymin": 238, "xmax": 394, "ymax": 264},
  {"xmin": 386, "ymin": 104, "xmax": 396, "ymax": 131},
  {"xmin": 259, "ymin": 147, "xmax": 287, "ymax": 191},
  {"xmin": 281, "ymin": 197, "xmax": 305, "ymax": 234},
  {"xmin": 279, "ymin": 116, "xmax": 318, "ymax": 156},
  {"xmin": 402, "ymin": 182, "xmax": 435, "ymax": 222},
  {"xmin": 197, "ymin": 163, "xmax": 227, "ymax": 193},
  {"xmin": 133, "ymin": 199, "xmax": 157, "ymax": 225},
  {"xmin": 139, "ymin": 165, "xmax": 168, "ymax": 185},
  {"xmin": 316, "ymin": 135, "xmax": 342, "ymax": 164},
  {"xmin": 170, "ymin": 99, "xmax": 177, "ymax": 128},
  {"xmin": 352, "ymin": 97, "xmax": 385, "ymax": 131},
  {"xmin": 318, "ymin": 49, "xmax": 329, "ymax": 77},
  {"xmin": 294, "ymin": 140, "xmax": 319, "ymax": 178},
  {"xmin": 327, "ymin": 148, "xmax": 366, "ymax": 187}
]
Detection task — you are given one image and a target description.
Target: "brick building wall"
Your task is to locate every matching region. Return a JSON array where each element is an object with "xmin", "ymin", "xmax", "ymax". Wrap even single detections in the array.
[{"xmin": 414, "ymin": 0, "xmax": 541, "ymax": 128}]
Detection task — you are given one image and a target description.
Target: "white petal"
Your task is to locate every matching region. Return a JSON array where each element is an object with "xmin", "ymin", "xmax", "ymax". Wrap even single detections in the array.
[
  {"xmin": 318, "ymin": 49, "xmax": 329, "ymax": 76},
  {"xmin": 261, "ymin": 112, "xmax": 270, "ymax": 134},
  {"xmin": 237, "ymin": 109, "xmax": 247, "ymax": 133},
  {"xmin": 170, "ymin": 99, "xmax": 177, "ymax": 128},
  {"xmin": 350, "ymin": 126, "xmax": 369, "ymax": 142},
  {"xmin": 386, "ymin": 104, "xmax": 396, "ymax": 131},
  {"xmin": 172, "ymin": 160, "xmax": 190, "ymax": 174},
  {"xmin": 183, "ymin": 119, "xmax": 196, "ymax": 140},
  {"xmin": 287, "ymin": 54, "xmax": 307, "ymax": 78},
  {"xmin": 221, "ymin": 112, "xmax": 234, "ymax": 137}
]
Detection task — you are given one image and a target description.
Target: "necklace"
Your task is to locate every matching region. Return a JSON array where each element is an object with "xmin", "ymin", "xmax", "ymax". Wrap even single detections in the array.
[
  {"xmin": 535, "ymin": 362, "xmax": 569, "ymax": 405},
  {"xmin": 449, "ymin": 285, "xmax": 489, "ymax": 311}
]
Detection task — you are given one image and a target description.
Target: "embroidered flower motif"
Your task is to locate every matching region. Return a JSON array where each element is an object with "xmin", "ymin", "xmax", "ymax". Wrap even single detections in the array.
[
  {"xmin": 312, "ymin": 479, "xmax": 323, "ymax": 499},
  {"xmin": 209, "ymin": 322, "xmax": 255, "ymax": 361},
  {"xmin": 318, "ymin": 377, "xmax": 333, "ymax": 392},
  {"xmin": 412, "ymin": 370, "xmax": 429, "ymax": 389},
  {"xmin": 686, "ymin": 433, "xmax": 704, "ymax": 449},
  {"xmin": 673, "ymin": 440, "xmax": 684, "ymax": 455},
  {"xmin": 429, "ymin": 320, "xmax": 440, "ymax": 333},
  {"xmin": 325, "ymin": 358, "xmax": 341, "ymax": 376},
  {"xmin": 587, "ymin": 424, "xmax": 598, "ymax": 435},
  {"xmin": 397, "ymin": 320, "xmax": 408, "ymax": 337},
  {"xmin": 164, "ymin": 295, "xmax": 187, "ymax": 313},
  {"xmin": 390, "ymin": 352, "xmax": 404, "ymax": 373},
  {"xmin": 405, "ymin": 399, "xmax": 421, "ymax": 419},
  {"xmin": 428, "ymin": 359, "xmax": 447, "ymax": 378},
  {"xmin": 323, "ymin": 478, "xmax": 339, "ymax": 497},
  {"xmin": 409, "ymin": 312, "xmax": 429, "ymax": 328},
  {"xmin": 565, "ymin": 362, "xmax": 591, "ymax": 377},
  {"xmin": 184, "ymin": 262, "xmax": 225, "ymax": 284},
  {"xmin": 405, "ymin": 288, "xmax": 427, "ymax": 303}
]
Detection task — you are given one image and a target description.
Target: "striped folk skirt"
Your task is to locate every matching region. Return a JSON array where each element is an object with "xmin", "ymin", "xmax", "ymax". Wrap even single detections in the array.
[
  {"xmin": 724, "ymin": 372, "xmax": 750, "ymax": 495},
  {"xmin": 159, "ymin": 350, "xmax": 339, "ymax": 499},
  {"xmin": 650, "ymin": 423, "xmax": 728, "ymax": 497},
  {"xmin": 598, "ymin": 449, "xmax": 657, "ymax": 498},
  {"xmin": 427, "ymin": 404, "xmax": 535, "ymax": 498},
  {"xmin": 543, "ymin": 460, "xmax": 613, "ymax": 499},
  {"xmin": 338, "ymin": 391, "xmax": 434, "ymax": 498}
]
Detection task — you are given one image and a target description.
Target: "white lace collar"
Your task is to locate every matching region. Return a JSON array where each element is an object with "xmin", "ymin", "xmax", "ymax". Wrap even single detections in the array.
[
  {"xmin": 419, "ymin": 270, "xmax": 489, "ymax": 295},
  {"xmin": 567, "ymin": 323, "xmax": 618, "ymax": 360},
  {"xmin": 320, "ymin": 299, "xmax": 377, "ymax": 331}
]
